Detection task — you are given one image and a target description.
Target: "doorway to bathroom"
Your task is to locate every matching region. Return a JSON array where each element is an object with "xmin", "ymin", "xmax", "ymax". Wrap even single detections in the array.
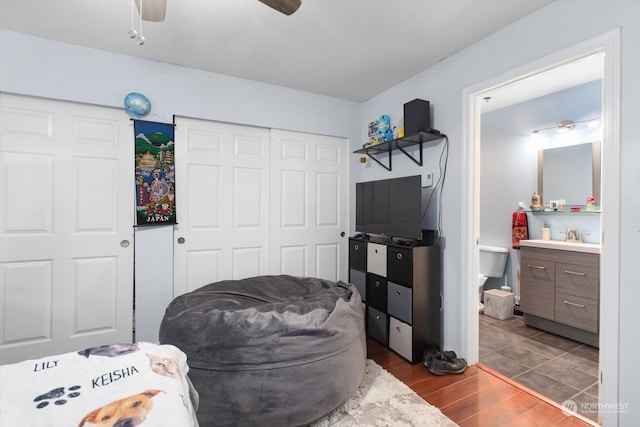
[{"xmin": 461, "ymin": 30, "xmax": 620, "ymax": 426}]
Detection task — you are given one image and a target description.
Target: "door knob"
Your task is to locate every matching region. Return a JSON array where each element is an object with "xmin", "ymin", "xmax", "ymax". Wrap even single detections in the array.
[
  {"xmin": 177, "ymin": 237, "xmax": 186, "ymax": 244},
  {"xmin": 120, "ymin": 240, "xmax": 130, "ymax": 248}
]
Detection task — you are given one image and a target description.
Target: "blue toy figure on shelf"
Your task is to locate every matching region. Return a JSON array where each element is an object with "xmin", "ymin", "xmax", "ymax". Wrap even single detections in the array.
[
  {"xmin": 384, "ymin": 127, "xmax": 394, "ymax": 141},
  {"xmin": 375, "ymin": 114, "xmax": 390, "ymax": 136}
]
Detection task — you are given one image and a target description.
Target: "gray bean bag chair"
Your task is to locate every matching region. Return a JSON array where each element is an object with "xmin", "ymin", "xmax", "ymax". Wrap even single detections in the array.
[{"xmin": 159, "ymin": 275, "xmax": 366, "ymax": 427}]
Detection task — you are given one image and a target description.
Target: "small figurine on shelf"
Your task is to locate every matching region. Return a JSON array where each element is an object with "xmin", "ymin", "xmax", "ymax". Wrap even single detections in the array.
[
  {"xmin": 530, "ymin": 191, "xmax": 542, "ymax": 211},
  {"xmin": 375, "ymin": 114, "xmax": 391, "ymax": 137},
  {"xmin": 384, "ymin": 127, "xmax": 394, "ymax": 141},
  {"xmin": 586, "ymin": 196, "xmax": 595, "ymax": 211},
  {"xmin": 393, "ymin": 118, "xmax": 405, "ymax": 139}
]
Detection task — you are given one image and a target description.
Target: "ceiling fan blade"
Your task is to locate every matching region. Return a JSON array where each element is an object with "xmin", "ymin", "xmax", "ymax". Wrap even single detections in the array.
[
  {"xmin": 258, "ymin": 0, "xmax": 302, "ymax": 16},
  {"xmin": 134, "ymin": 0, "xmax": 167, "ymax": 22}
]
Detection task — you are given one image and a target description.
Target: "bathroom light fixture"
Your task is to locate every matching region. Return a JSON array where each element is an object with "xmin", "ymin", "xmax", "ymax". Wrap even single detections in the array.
[
  {"xmin": 557, "ymin": 120, "xmax": 574, "ymax": 133},
  {"xmin": 530, "ymin": 117, "xmax": 601, "ymax": 136}
]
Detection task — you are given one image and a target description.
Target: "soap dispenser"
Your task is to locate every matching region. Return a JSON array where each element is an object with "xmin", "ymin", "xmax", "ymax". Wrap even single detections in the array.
[{"xmin": 541, "ymin": 223, "xmax": 551, "ymax": 241}]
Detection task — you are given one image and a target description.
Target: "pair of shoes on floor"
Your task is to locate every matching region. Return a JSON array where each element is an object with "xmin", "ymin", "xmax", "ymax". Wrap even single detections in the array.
[{"xmin": 422, "ymin": 348, "xmax": 467, "ymax": 376}]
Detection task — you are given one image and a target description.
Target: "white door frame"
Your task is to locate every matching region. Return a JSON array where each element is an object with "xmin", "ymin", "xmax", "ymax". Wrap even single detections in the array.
[{"xmin": 461, "ymin": 29, "xmax": 620, "ymax": 425}]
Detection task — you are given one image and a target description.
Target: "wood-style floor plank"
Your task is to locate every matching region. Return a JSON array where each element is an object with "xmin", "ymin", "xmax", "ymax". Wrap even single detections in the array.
[{"xmin": 366, "ymin": 337, "xmax": 593, "ymax": 426}]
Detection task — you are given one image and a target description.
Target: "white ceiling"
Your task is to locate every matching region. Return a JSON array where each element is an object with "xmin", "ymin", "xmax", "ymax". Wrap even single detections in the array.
[
  {"xmin": 480, "ymin": 53, "xmax": 604, "ymax": 113},
  {"xmin": 1, "ymin": 0, "xmax": 562, "ymax": 102}
]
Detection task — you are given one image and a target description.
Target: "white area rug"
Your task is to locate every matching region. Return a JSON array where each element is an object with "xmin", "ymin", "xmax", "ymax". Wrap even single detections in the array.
[{"xmin": 311, "ymin": 359, "xmax": 458, "ymax": 426}]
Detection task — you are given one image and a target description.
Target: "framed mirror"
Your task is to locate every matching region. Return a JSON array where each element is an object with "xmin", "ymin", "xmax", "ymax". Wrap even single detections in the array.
[{"xmin": 537, "ymin": 141, "xmax": 601, "ymax": 208}]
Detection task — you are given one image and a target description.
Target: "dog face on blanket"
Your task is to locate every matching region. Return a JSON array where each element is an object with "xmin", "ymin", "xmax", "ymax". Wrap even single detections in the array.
[{"xmin": 78, "ymin": 389, "xmax": 163, "ymax": 427}]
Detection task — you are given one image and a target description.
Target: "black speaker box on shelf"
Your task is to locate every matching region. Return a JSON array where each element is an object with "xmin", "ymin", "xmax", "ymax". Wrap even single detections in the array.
[{"xmin": 403, "ymin": 99, "xmax": 431, "ymax": 135}]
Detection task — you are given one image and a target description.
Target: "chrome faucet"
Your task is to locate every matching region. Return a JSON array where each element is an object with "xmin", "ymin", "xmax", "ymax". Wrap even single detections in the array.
[{"xmin": 563, "ymin": 229, "xmax": 582, "ymax": 242}]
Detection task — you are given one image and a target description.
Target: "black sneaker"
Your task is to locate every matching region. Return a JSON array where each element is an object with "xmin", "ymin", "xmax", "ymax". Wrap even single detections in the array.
[
  {"xmin": 428, "ymin": 352, "xmax": 467, "ymax": 376},
  {"xmin": 422, "ymin": 348, "xmax": 458, "ymax": 369}
]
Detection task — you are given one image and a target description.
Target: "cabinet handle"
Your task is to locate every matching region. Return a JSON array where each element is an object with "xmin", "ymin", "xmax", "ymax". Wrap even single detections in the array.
[
  {"xmin": 397, "ymin": 253, "xmax": 403, "ymax": 260},
  {"xmin": 397, "ymin": 290, "xmax": 401, "ymax": 295},
  {"xmin": 564, "ymin": 270, "xmax": 586, "ymax": 276},
  {"xmin": 375, "ymin": 315, "xmax": 380, "ymax": 319},
  {"xmin": 354, "ymin": 244, "xmax": 359, "ymax": 250},
  {"xmin": 396, "ymin": 326, "xmax": 401, "ymax": 332},
  {"xmin": 528, "ymin": 264, "xmax": 546, "ymax": 270},
  {"xmin": 563, "ymin": 300, "xmax": 586, "ymax": 308},
  {"xmin": 375, "ymin": 281, "xmax": 381, "ymax": 287}
]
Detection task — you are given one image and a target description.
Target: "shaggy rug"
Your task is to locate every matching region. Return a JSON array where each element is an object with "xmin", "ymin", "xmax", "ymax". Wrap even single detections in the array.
[{"xmin": 310, "ymin": 360, "xmax": 458, "ymax": 426}]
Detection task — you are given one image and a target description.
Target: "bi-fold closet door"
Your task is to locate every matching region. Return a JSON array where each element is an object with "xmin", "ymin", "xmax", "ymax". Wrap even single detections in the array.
[
  {"xmin": 173, "ymin": 117, "xmax": 348, "ymax": 296},
  {"xmin": 0, "ymin": 93, "xmax": 135, "ymax": 363}
]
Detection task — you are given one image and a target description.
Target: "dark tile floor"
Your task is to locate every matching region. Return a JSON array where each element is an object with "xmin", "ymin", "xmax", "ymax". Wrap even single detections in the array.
[{"xmin": 479, "ymin": 312, "xmax": 600, "ymax": 422}]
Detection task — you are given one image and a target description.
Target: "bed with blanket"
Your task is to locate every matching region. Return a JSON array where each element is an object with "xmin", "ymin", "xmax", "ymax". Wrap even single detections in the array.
[{"xmin": 0, "ymin": 342, "xmax": 199, "ymax": 427}]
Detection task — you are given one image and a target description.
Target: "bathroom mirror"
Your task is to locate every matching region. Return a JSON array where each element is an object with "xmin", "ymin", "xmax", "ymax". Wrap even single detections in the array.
[{"xmin": 537, "ymin": 141, "xmax": 601, "ymax": 207}]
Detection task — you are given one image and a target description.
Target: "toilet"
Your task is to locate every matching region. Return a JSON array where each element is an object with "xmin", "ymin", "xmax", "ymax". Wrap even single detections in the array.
[{"xmin": 478, "ymin": 245, "xmax": 509, "ymax": 313}]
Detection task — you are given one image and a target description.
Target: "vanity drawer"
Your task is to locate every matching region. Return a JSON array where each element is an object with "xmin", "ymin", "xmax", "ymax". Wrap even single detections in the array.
[
  {"xmin": 367, "ymin": 306, "xmax": 388, "ymax": 345},
  {"xmin": 349, "ymin": 239, "xmax": 367, "ymax": 271},
  {"xmin": 556, "ymin": 262, "xmax": 599, "ymax": 300},
  {"xmin": 555, "ymin": 292, "xmax": 599, "ymax": 333},
  {"xmin": 349, "ymin": 268, "xmax": 366, "ymax": 301},
  {"xmin": 520, "ymin": 257, "xmax": 555, "ymax": 320},
  {"xmin": 387, "ymin": 246, "xmax": 413, "ymax": 286},
  {"xmin": 389, "ymin": 317, "xmax": 413, "ymax": 362},
  {"xmin": 366, "ymin": 273, "xmax": 387, "ymax": 312},
  {"xmin": 387, "ymin": 281, "xmax": 412, "ymax": 324},
  {"xmin": 367, "ymin": 243, "xmax": 387, "ymax": 277}
]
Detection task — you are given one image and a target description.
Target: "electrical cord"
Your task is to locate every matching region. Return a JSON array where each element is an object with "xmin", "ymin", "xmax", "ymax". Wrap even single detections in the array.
[{"xmin": 421, "ymin": 135, "xmax": 449, "ymax": 240}]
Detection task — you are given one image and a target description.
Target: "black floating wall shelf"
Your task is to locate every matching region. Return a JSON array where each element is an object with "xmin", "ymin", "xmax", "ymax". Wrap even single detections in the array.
[{"xmin": 354, "ymin": 130, "xmax": 445, "ymax": 171}]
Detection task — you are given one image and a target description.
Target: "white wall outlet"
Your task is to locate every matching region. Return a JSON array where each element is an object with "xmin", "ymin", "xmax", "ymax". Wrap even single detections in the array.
[{"xmin": 422, "ymin": 172, "xmax": 434, "ymax": 188}]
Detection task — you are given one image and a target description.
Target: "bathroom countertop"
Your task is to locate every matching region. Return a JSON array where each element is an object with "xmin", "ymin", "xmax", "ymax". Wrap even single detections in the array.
[{"xmin": 520, "ymin": 239, "xmax": 600, "ymax": 254}]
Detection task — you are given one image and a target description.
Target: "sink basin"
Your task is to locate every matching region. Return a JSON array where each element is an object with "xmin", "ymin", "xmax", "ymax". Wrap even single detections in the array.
[{"xmin": 519, "ymin": 239, "xmax": 601, "ymax": 254}]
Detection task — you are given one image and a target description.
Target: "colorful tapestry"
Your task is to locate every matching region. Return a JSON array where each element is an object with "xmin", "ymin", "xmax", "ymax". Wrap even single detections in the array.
[{"xmin": 134, "ymin": 120, "xmax": 176, "ymax": 226}]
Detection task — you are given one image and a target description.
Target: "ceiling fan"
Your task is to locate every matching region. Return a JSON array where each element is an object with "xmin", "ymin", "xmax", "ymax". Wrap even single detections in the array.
[{"xmin": 134, "ymin": 0, "xmax": 302, "ymax": 22}]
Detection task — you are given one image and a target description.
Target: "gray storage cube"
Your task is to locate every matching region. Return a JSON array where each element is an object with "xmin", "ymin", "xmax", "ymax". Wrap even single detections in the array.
[
  {"xmin": 367, "ymin": 306, "xmax": 388, "ymax": 345},
  {"xmin": 387, "ymin": 281, "xmax": 412, "ymax": 324}
]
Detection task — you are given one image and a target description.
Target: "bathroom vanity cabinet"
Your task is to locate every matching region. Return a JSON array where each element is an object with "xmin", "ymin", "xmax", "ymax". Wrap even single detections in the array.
[
  {"xmin": 520, "ymin": 245, "xmax": 599, "ymax": 347},
  {"xmin": 349, "ymin": 237, "xmax": 442, "ymax": 363}
]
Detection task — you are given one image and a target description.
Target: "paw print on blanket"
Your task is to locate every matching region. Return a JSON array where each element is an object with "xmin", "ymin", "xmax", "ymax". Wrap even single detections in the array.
[{"xmin": 34, "ymin": 385, "xmax": 82, "ymax": 409}]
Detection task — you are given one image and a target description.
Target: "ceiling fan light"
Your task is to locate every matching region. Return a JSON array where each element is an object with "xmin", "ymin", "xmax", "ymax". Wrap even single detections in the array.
[
  {"xmin": 135, "ymin": 0, "xmax": 167, "ymax": 22},
  {"xmin": 258, "ymin": 0, "xmax": 302, "ymax": 16}
]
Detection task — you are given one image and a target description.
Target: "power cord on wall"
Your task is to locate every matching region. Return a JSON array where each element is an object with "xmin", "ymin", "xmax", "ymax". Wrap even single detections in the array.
[{"xmin": 422, "ymin": 135, "xmax": 449, "ymax": 241}]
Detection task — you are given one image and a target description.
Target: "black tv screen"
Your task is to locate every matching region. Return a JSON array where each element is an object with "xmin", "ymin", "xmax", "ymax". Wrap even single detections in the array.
[{"xmin": 355, "ymin": 175, "xmax": 422, "ymax": 240}]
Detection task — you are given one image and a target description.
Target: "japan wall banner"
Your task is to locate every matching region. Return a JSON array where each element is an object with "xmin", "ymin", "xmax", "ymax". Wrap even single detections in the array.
[{"xmin": 134, "ymin": 120, "xmax": 176, "ymax": 226}]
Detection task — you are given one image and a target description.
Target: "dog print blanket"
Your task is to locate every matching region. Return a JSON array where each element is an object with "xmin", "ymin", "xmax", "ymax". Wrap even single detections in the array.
[{"xmin": 0, "ymin": 342, "xmax": 199, "ymax": 427}]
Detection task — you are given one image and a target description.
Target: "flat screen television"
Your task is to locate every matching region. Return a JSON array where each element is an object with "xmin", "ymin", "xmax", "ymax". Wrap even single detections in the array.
[{"xmin": 355, "ymin": 175, "xmax": 423, "ymax": 240}]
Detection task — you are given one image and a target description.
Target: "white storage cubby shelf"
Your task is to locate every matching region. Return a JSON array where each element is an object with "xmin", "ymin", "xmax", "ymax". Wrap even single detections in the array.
[{"xmin": 349, "ymin": 235, "xmax": 442, "ymax": 363}]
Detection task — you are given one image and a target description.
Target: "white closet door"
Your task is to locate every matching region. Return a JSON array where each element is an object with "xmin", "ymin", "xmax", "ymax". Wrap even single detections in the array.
[
  {"xmin": 173, "ymin": 119, "xmax": 348, "ymax": 296},
  {"xmin": 269, "ymin": 129, "xmax": 348, "ymax": 282},
  {"xmin": 0, "ymin": 94, "xmax": 134, "ymax": 363},
  {"xmin": 173, "ymin": 117, "xmax": 270, "ymax": 296}
]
